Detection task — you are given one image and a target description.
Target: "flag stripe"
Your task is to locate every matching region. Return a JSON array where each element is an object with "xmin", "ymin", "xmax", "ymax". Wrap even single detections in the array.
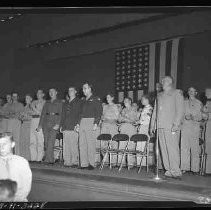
[
  {"xmin": 176, "ymin": 38, "xmax": 184, "ymax": 89},
  {"xmin": 154, "ymin": 42, "xmax": 161, "ymax": 87},
  {"xmin": 171, "ymin": 38, "xmax": 180, "ymax": 88},
  {"xmin": 165, "ymin": 40, "xmax": 172, "ymax": 76},
  {"xmin": 159, "ymin": 41, "xmax": 167, "ymax": 82},
  {"xmin": 149, "ymin": 43, "xmax": 156, "ymax": 92}
]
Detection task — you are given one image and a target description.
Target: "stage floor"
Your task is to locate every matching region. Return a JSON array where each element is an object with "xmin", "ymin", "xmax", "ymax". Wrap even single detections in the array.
[{"xmin": 28, "ymin": 162, "xmax": 211, "ymax": 202}]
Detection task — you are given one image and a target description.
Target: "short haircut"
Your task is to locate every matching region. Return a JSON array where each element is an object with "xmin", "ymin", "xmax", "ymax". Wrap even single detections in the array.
[
  {"xmin": 124, "ymin": 97, "xmax": 133, "ymax": 103},
  {"xmin": 188, "ymin": 86, "xmax": 197, "ymax": 92},
  {"xmin": 163, "ymin": 75, "xmax": 174, "ymax": 84},
  {"xmin": 83, "ymin": 81, "xmax": 94, "ymax": 92},
  {"xmin": 49, "ymin": 88, "xmax": 57, "ymax": 92},
  {"xmin": 25, "ymin": 93, "xmax": 33, "ymax": 98},
  {"xmin": 106, "ymin": 93, "xmax": 115, "ymax": 98},
  {"xmin": 68, "ymin": 86, "xmax": 77, "ymax": 92},
  {"xmin": 0, "ymin": 132, "xmax": 14, "ymax": 142},
  {"xmin": 0, "ymin": 179, "xmax": 17, "ymax": 198},
  {"xmin": 142, "ymin": 94, "xmax": 152, "ymax": 104}
]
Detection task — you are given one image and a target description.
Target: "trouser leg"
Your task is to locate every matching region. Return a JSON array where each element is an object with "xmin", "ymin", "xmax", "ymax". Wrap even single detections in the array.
[
  {"xmin": 190, "ymin": 126, "xmax": 200, "ymax": 172},
  {"xmin": 43, "ymin": 127, "xmax": 57, "ymax": 163},
  {"xmin": 63, "ymin": 130, "xmax": 79, "ymax": 166},
  {"xmin": 30, "ymin": 118, "xmax": 44, "ymax": 161},
  {"xmin": 36, "ymin": 128, "xmax": 44, "ymax": 161},
  {"xmin": 159, "ymin": 128, "xmax": 181, "ymax": 176},
  {"xmin": 79, "ymin": 119, "xmax": 89, "ymax": 167},
  {"xmin": 181, "ymin": 125, "xmax": 191, "ymax": 171},
  {"xmin": 10, "ymin": 119, "xmax": 21, "ymax": 156}
]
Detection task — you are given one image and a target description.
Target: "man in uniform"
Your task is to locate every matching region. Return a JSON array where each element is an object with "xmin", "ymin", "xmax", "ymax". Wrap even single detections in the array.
[
  {"xmin": 37, "ymin": 88, "xmax": 63, "ymax": 164},
  {"xmin": 60, "ymin": 86, "xmax": 81, "ymax": 167},
  {"xmin": 150, "ymin": 76, "xmax": 184, "ymax": 179},
  {"xmin": 181, "ymin": 87, "xmax": 202, "ymax": 174},
  {"xmin": 30, "ymin": 89, "xmax": 46, "ymax": 162},
  {"xmin": 202, "ymin": 88, "xmax": 211, "ymax": 174},
  {"xmin": 78, "ymin": 82, "xmax": 103, "ymax": 170},
  {"xmin": 7, "ymin": 93, "xmax": 24, "ymax": 156}
]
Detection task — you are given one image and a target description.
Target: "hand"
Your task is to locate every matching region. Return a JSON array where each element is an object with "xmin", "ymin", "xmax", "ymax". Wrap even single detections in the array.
[
  {"xmin": 36, "ymin": 127, "xmax": 41, "ymax": 132},
  {"xmin": 59, "ymin": 127, "xmax": 63, "ymax": 133},
  {"xmin": 171, "ymin": 124, "xmax": 179, "ymax": 133},
  {"xmin": 93, "ymin": 124, "xmax": 98, "ymax": 131},
  {"xmin": 185, "ymin": 114, "xmax": 192, "ymax": 120},
  {"xmin": 53, "ymin": 124, "xmax": 59, "ymax": 131},
  {"xmin": 74, "ymin": 124, "xmax": 80, "ymax": 133}
]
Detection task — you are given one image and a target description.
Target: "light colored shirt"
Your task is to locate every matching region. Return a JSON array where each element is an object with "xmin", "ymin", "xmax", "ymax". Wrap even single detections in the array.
[
  {"xmin": 151, "ymin": 88, "xmax": 184, "ymax": 130},
  {"xmin": 139, "ymin": 104, "xmax": 153, "ymax": 126},
  {"xmin": 31, "ymin": 99, "xmax": 46, "ymax": 115},
  {"xmin": 120, "ymin": 107, "xmax": 138, "ymax": 123},
  {"xmin": 9, "ymin": 102, "xmax": 24, "ymax": 119},
  {"xmin": 183, "ymin": 98, "xmax": 202, "ymax": 124},
  {"xmin": 102, "ymin": 104, "xmax": 119, "ymax": 123},
  {"xmin": 0, "ymin": 154, "xmax": 32, "ymax": 201},
  {"xmin": 203, "ymin": 100, "xmax": 211, "ymax": 121}
]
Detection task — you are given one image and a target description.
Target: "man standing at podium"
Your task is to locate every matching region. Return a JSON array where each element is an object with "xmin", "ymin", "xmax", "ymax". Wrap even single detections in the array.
[{"xmin": 150, "ymin": 76, "xmax": 184, "ymax": 179}]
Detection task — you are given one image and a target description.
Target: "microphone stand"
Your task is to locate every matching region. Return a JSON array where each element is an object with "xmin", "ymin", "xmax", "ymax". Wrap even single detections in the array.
[{"xmin": 152, "ymin": 92, "xmax": 163, "ymax": 182}]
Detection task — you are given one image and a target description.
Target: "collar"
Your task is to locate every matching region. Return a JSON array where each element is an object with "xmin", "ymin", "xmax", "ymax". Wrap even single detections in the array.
[
  {"xmin": 0, "ymin": 154, "xmax": 13, "ymax": 161},
  {"xmin": 86, "ymin": 94, "xmax": 93, "ymax": 101},
  {"xmin": 68, "ymin": 97, "xmax": 77, "ymax": 103}
]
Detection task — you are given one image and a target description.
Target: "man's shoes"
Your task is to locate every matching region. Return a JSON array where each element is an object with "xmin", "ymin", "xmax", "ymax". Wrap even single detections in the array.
[
  {"xmin": 191, "ymin": 171, "xmax": 200, "ymax": 176},
  {"xmin": 164, "ymin": 171, "xmax": 182, "ymax": 180},
  {"xmin": 70, "ymin": 164, "xmax": 78, "ymax": 168},
  {"xmin": 87, "ymin": 165, "xmax": 95, "ymax": 170},
  {"xmin": 77, "ymin": 166, "xmax": 88, "ymax": 170}
]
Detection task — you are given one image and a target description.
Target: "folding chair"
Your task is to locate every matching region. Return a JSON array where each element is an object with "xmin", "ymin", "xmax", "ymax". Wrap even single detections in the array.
[
  {"xmin": 122, "ymin": 134, "xmax": 150, "ymax": 173},
  {"xmin": 100, "ymin": 134, "xmax": 129, "ymax": 171},
  {"xmin": 96, "ymin": 134, "xmax": 112, "ymax": 167},
  {"xmin": 54, "ymin": 132, "xmax": 64, "ymax": 163}
]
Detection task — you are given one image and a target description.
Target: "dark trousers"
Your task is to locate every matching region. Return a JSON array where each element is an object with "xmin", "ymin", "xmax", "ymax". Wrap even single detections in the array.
[{"xmin": 43, "ymin": 127, "xmax": 57, "ymax": 163}]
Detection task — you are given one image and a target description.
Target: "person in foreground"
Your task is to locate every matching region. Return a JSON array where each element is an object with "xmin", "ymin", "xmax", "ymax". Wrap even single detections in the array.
[
  {"xmin": 0, "ymin": 179, "xmax": 17, "ymax": 202},
  {"xmin": 0, "ymin": 132, "xmax": 32, "ymax": 201},
  {"xmin": 150, "ymin": 76, "xmax": 184, "ymax": 179}
]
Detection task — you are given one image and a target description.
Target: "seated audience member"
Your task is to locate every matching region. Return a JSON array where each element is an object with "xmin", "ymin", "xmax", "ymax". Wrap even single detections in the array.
[
  {"xmin": 101, "ymin": 93, "xmax": 120, "ymax": 166},
  {"xmin": 118, "ymin": 97, "xmax": 139, "ymax": 168},
  {"xmin": 0, "ymin": 179, "xmax": 17, "ymax": 202},
  {"xmin": 0, "ymin": 132, "xmax": 32, "ymax": 201},
  {"xmin": 135, "ymin": 94, "xmax": 153, "ymax": 166}
]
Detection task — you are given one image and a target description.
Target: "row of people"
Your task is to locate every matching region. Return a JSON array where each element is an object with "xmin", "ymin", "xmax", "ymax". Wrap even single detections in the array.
[{"xmin": 0, "ymin": 78, "xmax": 210, "ymax": 176}]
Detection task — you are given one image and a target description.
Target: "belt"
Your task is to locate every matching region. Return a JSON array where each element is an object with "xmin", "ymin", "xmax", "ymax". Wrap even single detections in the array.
[
  {"xmin": 32, "ymin": 115, "xmax": 40, "ymax": 118},
  {"xmin": 46, "ymin": 113, "xmax": 59, "ymax": 116}
]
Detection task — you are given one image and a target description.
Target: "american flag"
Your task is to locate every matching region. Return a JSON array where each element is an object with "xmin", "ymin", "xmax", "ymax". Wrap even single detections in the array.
[{"xmin": 115, "ymin": 37, "xmax": 183, "ymax": 103}]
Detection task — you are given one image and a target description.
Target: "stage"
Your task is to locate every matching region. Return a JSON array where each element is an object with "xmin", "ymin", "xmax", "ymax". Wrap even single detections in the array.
[{"xmin": 28, "ymin": 162, "xmax": 211, "ymax": 202}]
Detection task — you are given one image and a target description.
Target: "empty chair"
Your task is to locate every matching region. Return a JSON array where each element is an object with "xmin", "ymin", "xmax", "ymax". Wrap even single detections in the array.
[
  {"xmin": 100, "ymin": 134, "xmax": 129, "ymax": 170},
  {"xmin": 119, "ymin": 134, "xmax": 150, "ymax": 173},
  {"xmin": 96, "ymin": 134, "xmax": 112, "ymax": 166}
]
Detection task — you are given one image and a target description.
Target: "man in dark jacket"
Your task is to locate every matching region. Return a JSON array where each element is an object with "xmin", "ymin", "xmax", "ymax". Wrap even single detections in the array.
[{"xmin": 60, "ymin": 86, "xmax": 82, "ymax": 168}]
